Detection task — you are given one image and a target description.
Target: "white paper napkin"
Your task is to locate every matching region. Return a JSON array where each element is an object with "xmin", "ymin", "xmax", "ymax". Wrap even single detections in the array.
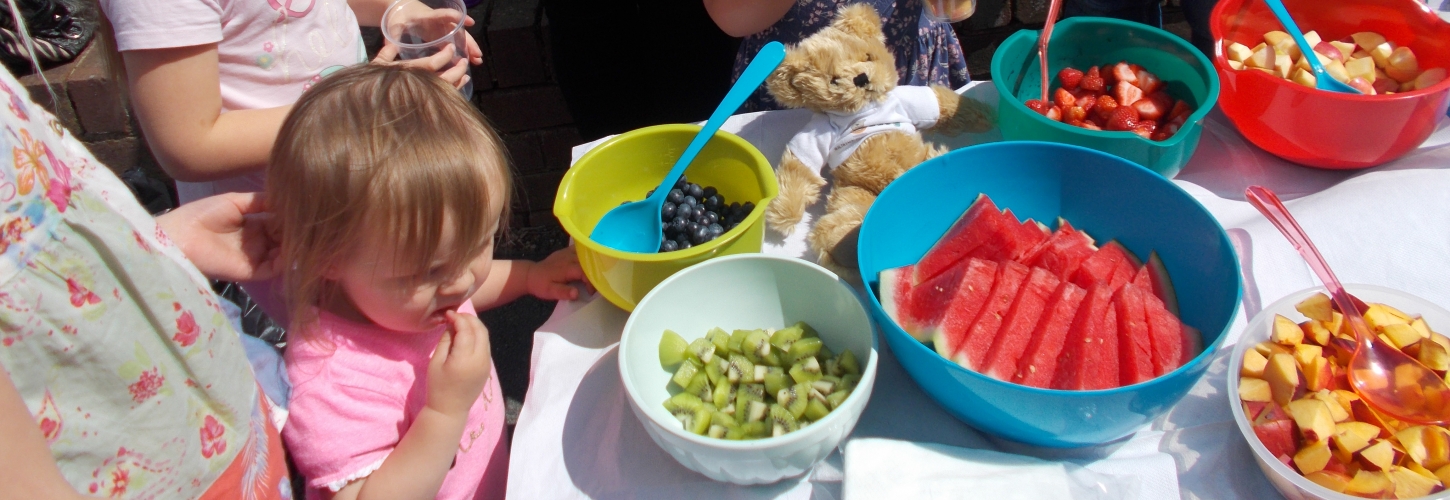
[{"xmin": 843, "ymin": 438, "xmax": 1072, "ymax": 499}]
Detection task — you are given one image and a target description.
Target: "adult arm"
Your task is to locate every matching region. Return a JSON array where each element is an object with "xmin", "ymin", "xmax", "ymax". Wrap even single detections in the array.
[
  {"xmin": 702, "ymin": 0, "xmax": 795, "ymax": 37},
  {"xmin": 0, "ymin": 368, "xmax": 88, "ymax": 500},
  {"xmin": 122, "ymin": 44, "xmax": 290, "ymax": 183}
]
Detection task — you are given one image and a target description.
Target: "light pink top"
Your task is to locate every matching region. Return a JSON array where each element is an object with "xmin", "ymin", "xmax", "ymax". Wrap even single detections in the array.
[
  {"xmin": 283, "ymin": 302, "xmax": 508, "ymax": 500},
  {"xmin": 100, "ymin": 0, "xmax": 366, "ymax": 202}
]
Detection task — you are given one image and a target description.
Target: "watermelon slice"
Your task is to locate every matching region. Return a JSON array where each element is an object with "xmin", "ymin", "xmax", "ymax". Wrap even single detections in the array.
[
  {"xmin": 931, "ymin": 259, "xmax": 1000, "ymax": 359},
  {"xmin": 1114, "ymin": 284, "xmax": 1155, "ymax": 385},
  {"xmin": 1052, "ymin": 284, "xmax": 1117, "ymax": 390},
  {"xmin": 1143, "ymin": 291, "xmax": 1188, "ymax": 375},
  {"xmin": 953, "ymin": 261, "xmax": 1031, "ymax": 370},
  {"xmin": 1012, "ymin": 282, "xmax": 1087, "ymax": 388},
  {"xmin": 1145, "ymin": 252, "xmax": 1179, "ymax": 316},
  {"xmin": 980, "ymin": 267, "xmax": 1061, "ymax": 380},
  {"xmin": 914, "ymin": 195, "xmax": 1005, "ymax": 284},
  {"xmin": 1069, "ymin": 241, "xmax": 1137, "ymax": 292},
  {"xmin": 1002, "ymin": 214, "xmax": 1051, "ymax": 262},
  {"xmin": 880, "ymin": 263, "xmax": 967, "ymax": 341},
  {"xmin": 1023, "ymin": 221, "xmax": 1097, "ymax": 280},
  {"xmin": 1081, "ymin": 308, "xmax": 1121, "ymax": 390}
]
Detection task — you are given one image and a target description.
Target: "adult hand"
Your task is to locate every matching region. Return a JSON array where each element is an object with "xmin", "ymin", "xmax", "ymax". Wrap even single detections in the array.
[
  {"xmin": 425, "ymin": 311, "xmax": 492, "ymax": 418},
  {"xmin": 156, "ymin": 192, "xmax": 282, "ymax": 282},
  {"xmin": 525, "ymin": 248, "xmax": 587, "ymax": 301}
]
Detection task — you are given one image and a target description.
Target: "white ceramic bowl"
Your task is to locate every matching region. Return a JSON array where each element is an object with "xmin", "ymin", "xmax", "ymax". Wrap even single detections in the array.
[
  {"xmin": 1229, "ymin": 284, "xmax": 1450, "ymax": 500},
  {"xmin": 618, "ymin": 254, "xmax": 879, "ymax": 484}
]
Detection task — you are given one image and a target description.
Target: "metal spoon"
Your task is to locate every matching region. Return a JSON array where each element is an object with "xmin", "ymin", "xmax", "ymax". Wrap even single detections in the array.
[{"xmin": 1247, "ymin": 185, "xmax": 1449, "ymax": 424}]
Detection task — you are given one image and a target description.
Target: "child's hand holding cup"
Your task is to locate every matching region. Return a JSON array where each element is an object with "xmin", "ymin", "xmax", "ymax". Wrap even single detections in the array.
[{"xmin": 378, "ymin": 0, "xmax": 483, "ymax": 96}]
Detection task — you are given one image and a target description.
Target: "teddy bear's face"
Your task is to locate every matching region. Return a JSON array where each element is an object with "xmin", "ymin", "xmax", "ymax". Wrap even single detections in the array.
[{"xmin": 766, "ymin": 5, "xmax": 898, "ymax": 115}]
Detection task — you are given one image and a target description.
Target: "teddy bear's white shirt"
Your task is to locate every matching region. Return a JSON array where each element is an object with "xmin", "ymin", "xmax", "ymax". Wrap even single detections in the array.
[{"xmin": 785, "ymin": 85, "xmax": 942, "ymax": 174}]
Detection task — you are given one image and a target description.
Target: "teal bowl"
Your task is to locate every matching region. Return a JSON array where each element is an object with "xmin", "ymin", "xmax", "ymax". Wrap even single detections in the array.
[
  {"xmin": 857, "ymin": 141, "xmax": 1241, "ymax": 447},
  {"xmin": 991, "ymin": 17, "xmax": 1220, "ymax": 178}
]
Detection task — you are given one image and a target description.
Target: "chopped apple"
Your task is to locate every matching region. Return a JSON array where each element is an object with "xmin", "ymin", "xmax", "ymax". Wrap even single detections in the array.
[
  {"xmin": 1288, "ymin": 398, "xmax": 1337, "ymax": 443},
  {"xmin": 1374, "ymin": 74, "xmax": 1400, "ymax": 94},
  {"xmin": 1325, "ymin": 60, "xmax": 1350, "ymax": 83},
  {"xmin": 1245, "ymin": 44, "xmax": 1274, "ymax": 70},
  {"xmin": 1275, "ymin": 52, "xmax": 1294, "ymax": 79},
  {"xmin": 1302, "ymin": 31, "xmax": 1323, "ymax": 50},
  {"xmin": 1370, "ymin": 42, "xmax": 1396, "ymax": 69},
  {"xmin": 1301, "ymin": 320, "xmax": 1332, "ymax": 347},
  {"xmin": 1295, "ymin": 440, "xmax": 1334, "ymax": 475},
  {"xmin": 1305, "ymin": 470, "xmax": 1353, "ymax": 493},
  {"xmin": 1360, "ymin": 439, "xmax": 1400, "ymax": 471},
  {"xmin": 1346, "ymin": 77, "xmax": 1375, "ymax": 95},
  {"xmin": 1382, "ymin": 323, "xmax": 1424, "ymax": 350},
  {"xmin": 1265, "ymin": 353, "xmax": 1301, "ymax": 406},
  {"xmin": 1227, "ymin": 60, "xmax": 1244, "ymax": 71},
  {"xmin": 1263, "ymin": 31, "xmax": 1299, "ymax": 59},
  {"xmin": 1243, "ymin": 349, "xmax": 1269, "ymax": 378},
  {"xmin": 1288, "ymin": 67, "xmax": 1317, "ymax": 88},
  {"xmin": 1347, "ymin": 469, "xmax": 1394, "ymax": 496},
  {"xmin": 1294, "ymin": 50, "xmax": 1334, "ymax": 73},
  {"xmin": 1225, "ymin": 41, "xmax": 1253, "ymax": 62},
  {"xmin": 1296, "ymin": 293, "xmax": 1335, "ymax": 322},
  {"xmin": 1311, "ymin": 390, "xmax": 1349, "ymax": 422},
  {"xmin": 1329, "ymin": 41, "xmax": 1357, "ymax": 60},
  {"xmin": 1412, "ymin": 67, "xmax": 1447, "ymax": 91},
  {"xmin": 1389, "ymin": 465, "xmax": 1440, "ymax": 498},
  {"xmin": 1313, "ymin": 41, "xmax": 1344, "ymax": 63},
  {"xmin": 1345, "ymin": 57, "xmax": 1377, "ymax": 83},
  {"xmin": 1351, "ymin": 31, "xmax": 1388, "ymax": 52},
  {"xmin": 1273, "ymin": 314, "xmax": 1304, "ymax": 346},
  {"xmin": 1337, "ymin": 421, "xmax": 1382, "ymax": 455},
  {"xmin": 1386, "ymin": 46, "xmax": 1420, "ymax": 82},
  {"xmin": 1240, "ymin": 377, "xmax": 1272, "ymax": 402}
]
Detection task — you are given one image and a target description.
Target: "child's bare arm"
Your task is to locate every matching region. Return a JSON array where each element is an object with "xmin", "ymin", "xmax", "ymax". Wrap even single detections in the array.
[
  {"xmin": 329, "ymin": 312, "xmax": 491, "ymax": 500},
  {"xmin": 703, "ymin": 0, "xmax": 795, "ymax": 37},
  {"xmin": 469, "ymin": 248, "xmax": 585, "ymax": 310},
  {"xmin": 123, "ymin": 44, "xmax": 292, "ymax": 183}
]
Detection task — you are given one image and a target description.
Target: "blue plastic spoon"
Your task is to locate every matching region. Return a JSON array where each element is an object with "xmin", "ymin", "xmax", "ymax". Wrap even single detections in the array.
[
  {"xmin": 1262, "ymin": 0, "xmax": 1362, "ymax": 94},
  {"xmin": 590, "ymin": 41, "xmax": 786, "ymax": 253}
]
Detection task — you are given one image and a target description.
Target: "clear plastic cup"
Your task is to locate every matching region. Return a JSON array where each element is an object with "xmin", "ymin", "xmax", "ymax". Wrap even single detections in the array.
[
  {"xmin": 381, "ymin": 0, "xmax": 472, "ymax": 97},
  {"xmin": 924, "ymin": 0, "xmax": 977, "ymax": 22}
]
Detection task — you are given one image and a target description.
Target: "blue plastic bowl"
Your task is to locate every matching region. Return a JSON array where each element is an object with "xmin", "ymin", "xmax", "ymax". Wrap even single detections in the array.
[{"xmin": 857, "ymin": 141, "xmax": 1241, "ymax": 447}]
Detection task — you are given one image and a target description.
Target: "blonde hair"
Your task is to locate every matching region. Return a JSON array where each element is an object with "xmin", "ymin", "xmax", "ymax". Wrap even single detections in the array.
[{"xmin": 268, "ymin": 64, "xmax": 511, "ymax": 332}]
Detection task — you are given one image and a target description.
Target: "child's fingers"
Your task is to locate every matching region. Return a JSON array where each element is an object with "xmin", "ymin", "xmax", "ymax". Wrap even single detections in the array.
[
  {"xmin": 439, "ymin": 58, "xmax": 469, "ymax": 88},
  {"xmin": 372, "ymin": 43, "xmax": 399, "ymax": 64},
  {"xmin": 430, "ymin": 327, "xmax": 454, "ymax": 372},
  {"xmin": 423, "ymin": 44, "xmax": 456, "ymax": 71},
  {"xmin": 446, "ymin": 311, "xmax": 476, "ymax": 359},
  {"xmin": 541, "ymin": 282, "xmax": 579, "ymax": 301}
]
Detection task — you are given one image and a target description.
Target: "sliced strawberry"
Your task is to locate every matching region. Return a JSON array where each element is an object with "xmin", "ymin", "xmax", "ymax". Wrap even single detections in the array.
[
  {"xmin": 1131, "ymin": 98, "xmax": 1165, "ymax": 121},
  {"xmin": 1114, "ymin": 81, "xmax": 1144, "ymax": 106},
  {"xmin": 1169, "ymin": 100, "xmax": 1192, "ymax": 120},
  {"xmin": 1135, "ymin": 69, "xmax": 1161, "ymax": 93},
  {"xmin": 1054, "ymin": 88, "xmax": 1076, "ymax": 108},
  {"xmin": 1078, "ymin": 94, "xmax": 1097, "ymax": 114},
  {"xmin": 1058, "ymin": 67, "xmax": 1084, "ymax": 90},
  {"xmin": 1025, "ymin": 99, "xmax": 1050, "ymax": 115},
  {"xmin": 1157, "ymin": 122, "xmax": 1180, "ymax": 140},
  {"xmin": 1094, "ymin": 95, "xmax": 1119, "ymax": 121},
  {"xmin": 1105, "ymin": 106, "xmax": 1140, "ymax": 131},
  {"xmin": 1134, "ymin": 119, "xmax": 1158, "ymax": 139},
  {"xmin": 1080, "ymin": 121, "xmax": 1102, "ymax": 131},
  {"xmin": 1166, "ymin": 111, "xmax": 1188, "ymax": 128},
  {"xmin": 1064, "ymin": 106, "xmax": 1088, "ymax": 125},
  {"xmin": 1112, "ymin": 63, "xmax": 1138, "ymax": 85},
  {"xmin": 1081, "ymin": 66, "xmax": 1105, "ymax": 92},
  {"xmin": 1046, "ymin": 105, "xmax": 1062, "ymax": 121}
]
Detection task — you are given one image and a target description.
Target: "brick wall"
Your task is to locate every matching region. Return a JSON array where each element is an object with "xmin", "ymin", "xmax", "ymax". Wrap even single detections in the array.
[{"xmin": 18, "ymin": 43, "xmax": 157, "ymax": 179}]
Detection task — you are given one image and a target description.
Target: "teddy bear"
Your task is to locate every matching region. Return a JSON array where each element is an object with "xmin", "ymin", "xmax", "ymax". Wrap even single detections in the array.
[{"xmin": 763, "ymin": 3, "xmax": 995, "ymax": 272}]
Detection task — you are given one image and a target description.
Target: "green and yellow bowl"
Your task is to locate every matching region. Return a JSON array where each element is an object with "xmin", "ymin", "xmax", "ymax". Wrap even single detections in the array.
[{"xmin": 554, "ymin": 124, "xmax": 777, "ymax": 311}]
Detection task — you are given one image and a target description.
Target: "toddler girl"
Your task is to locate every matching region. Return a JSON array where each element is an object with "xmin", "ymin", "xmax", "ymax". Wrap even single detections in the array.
[{"xmin": 271, "ymin": 64, "xmax": 582, "ymax": 500}]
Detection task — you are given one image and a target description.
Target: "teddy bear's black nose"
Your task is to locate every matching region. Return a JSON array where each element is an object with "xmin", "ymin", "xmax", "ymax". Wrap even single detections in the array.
[{"xmin": 853, "ymin": 73, "xmax": 869, "ymax": 88}]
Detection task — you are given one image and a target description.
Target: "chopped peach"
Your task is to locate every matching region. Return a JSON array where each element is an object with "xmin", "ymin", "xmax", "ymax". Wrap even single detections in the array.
[
  {"xmin": 1346, "ymin": 469, "xmax": 1394, "ymax": 496},
  {"xmin": 1242, "ymin": 349, "xmax": 1269, "ymax": 378},
  {"xmin": 1265, "ymin": 353, "xmax": 1300, "ymax": 406},
  {"xmin": 1273, "ymin": 314, "xmax": 1304, "ymax": 346},
  {"xmin": 1389, "ymin": 465, "xmax": 1440, "ymax": 498},
  {"xmin": 1296, "ymin": 293, "xmax": 1334, "ymax": 323},
  {"xmin": 1288, "ymin": 398, "xmax": 1337, "ymax": 443},
  {"xmin": 1306, "ymin": 470, "xmax": 1353, "ymax": 493},
  {"xmin": 1360, "ymin": 439, "xmax": 1399, "ymax": 471},
  {"xmin": 1382, "ymin": 323, "xmax": 1424, "ymax": 350},
  {"xmin": 1239, "ymin": 377, "xmax": 1272, "ymax": 402},
  {"xmin": 1295, "ymin": 440, "xmax": 1334, "ymax": 475}
]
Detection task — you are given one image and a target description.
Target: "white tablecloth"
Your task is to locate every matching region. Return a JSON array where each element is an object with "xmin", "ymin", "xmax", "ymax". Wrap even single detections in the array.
[{"xmin": 505, "ymin": 81, "xmax": 1450, "ymax": 499}]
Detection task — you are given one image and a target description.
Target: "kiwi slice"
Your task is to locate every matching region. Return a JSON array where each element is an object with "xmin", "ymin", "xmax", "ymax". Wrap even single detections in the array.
[
  {"xmin": 763, "ymin": 367, "xmax": 791, "ymax": 396},
  {"xmin": 726, "ymin": 421, "xmax": 768, "ymax": 440},
  {"xmin": 788, "ymin": 337, "xmax": 822, "ymax": 361},
  {"xmin": 823, "ymin": 357, "xmax": 841, "ymax": 377},
  {"xmin": 689, "ymin": 406, "xmax": 712, "ymax": 435},
  {"xmin": 741, "ymin": 329, "xmax": 770, "ymax": 364},
  {"xmin": 794, "ymin": 321, "xmax": 819, "ymax": 338},
  {"xmin": 736, "ymin": 383, "xmax": 765, "ymax": 418},
  {"xmin": 712, "ymin": 410, "xmax": 738, "ymax": 428},
  {"xmin": 747, "ymin": 400, "xmax": 770, "ymax": 423},
  {"xmin": 704, "ymin": 357, "xmax": 727, "ymax": 385},
  {"xmin": 788, "ymin": 357, "xmax": 823, "ymax": 384},
  {"xmin": 712, "ymin": 378, "xmax": 734, "ymax": 408},
  {"xmin": 753, "ymin": 365, "xmax": 769, "ymax": 384},
  {"xmin": 778, "ymin": 383, "xmax": 809, "ymax": 418},
  {"xmin": 667, "ymin": 392, "xmax": 704, "ymax": 413},
  {"xmin": 726, "ymin": 354, "xmax": 754, "ymax": 384},
  {"xmin": 687, "ymin": 338, "xmax": 717, "ymax": 364},
  {"xmin": 804, "ymin": 398, "xmax": 830, "ymax": 421},
  {"xmin": 707, "ymin": 327, "xmax": 731, "ymax": 355},
  {"xmin": 837, "ymin": 349, "xmax": 860, "ymax": 375},
  {"xmin": 826, "ymin": 389, "xmax": 851, "ymax": 410},
  {"xmin": 708, "ymin": 424, "xmax": 728, "ymax": 439},
  {"xmin": 729, "ymin": 329, "xmax": 751, "ymax": 354},
  {"xmin": 811, "ymin": 377, "xmax": 836, "ymax": 396},
  {"xmin": 724, "ymin": 424, "xmax": 750, "ymax": 440},
  {"xmin": 818, "ymin": 344, "xmax": 835, "ymax": 364},
  {"xmin": 659, "ymin": 330, "xmax": 689, "ymax": 368},
  {"xmin": 671, "ymin": 360, "xmax": 700, "ymax": 389},
  {"xmin": 769, "ymin": 404, "xmax": 799, "ymax": 437},
  {"xmin": 685, "ymin": 372, "xmax": 712, "ymax": 401},
  {"xmin": 770, "ymin": 326, "xmax": 803, "ymax": 353},
  {"xmin": 840, "ymin": 373, "xmax": 861, "ymax": 392}
]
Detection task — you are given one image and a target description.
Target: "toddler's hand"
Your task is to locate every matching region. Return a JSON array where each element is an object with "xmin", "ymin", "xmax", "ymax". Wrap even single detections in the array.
[
  {"xmin": 526, "ymin": 248, "xmax": 587, "ymax": 301},
  {"xmin": 425, "ymin": 311, "xmax": 492, "ymax": 418}
]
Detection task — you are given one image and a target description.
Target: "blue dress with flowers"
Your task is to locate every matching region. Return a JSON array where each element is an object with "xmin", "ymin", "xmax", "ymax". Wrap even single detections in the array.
[{"xmin": 735, "ymin": 0, "xmax": 971, "ymax": 112}]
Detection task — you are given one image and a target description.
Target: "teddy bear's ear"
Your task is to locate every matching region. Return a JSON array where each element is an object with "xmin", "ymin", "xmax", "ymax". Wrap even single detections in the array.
[
  {"xmin": 832, "ymin": 4, "xmax": 884, "ymax": 40},
  {"xmin": 765, "ymin": 51, "xmax": 810, "ymax": 108}
]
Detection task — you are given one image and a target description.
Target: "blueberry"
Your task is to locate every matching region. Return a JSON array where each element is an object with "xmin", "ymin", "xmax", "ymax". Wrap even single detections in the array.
[
  {"xmin": 687, "ymin": 221, "xmax": 700, "ymax": 234},
  {"xmin": 677, "ymin": 175, "xmax": 688, "ymax": 188},
  {"xmin": 662, "ymin": 202, "xmax": 676, "ymax": 221},
  {"xmin": 703, "ymin": 211, "xmax": 719, "ymax": 225},
  {"xmin": 680, "ymin": 240, "xmax": 693, "ymax": 249},
  {"xmin": 675, "ymin": 204, "xmax": 691, "ymax": 221},
  {"xmin": 703, "ymin": 186, "xmax": 717, "ymax": 199},
  {"xmin": 671, "ymin": 216, "xmax": 688, "ymax": 233},
  {"xmin": 687, "ymin": 183, "xmax": 704, "ymax": 199},
  {"xmin": 668, "ymin": 189, "xmax": 684, "ymax": 204},
  {"xmin": 704, "ymin": 195, "xmax": 722, "ymax": 211},
  {"xmin": 682, "ymin": 195, "xmax": 697, "ymax": 207},
  {"xmin": 741, "ymin": 202, "xmax": 755, "ymax": 214},
  {"xmin": 691, "ymin": 225, "xmax": 710, "ymax": 244},
  {"xmin": 660, "ymin": 239, "xmax": 679, "ymax": 252},
  {"xmin": 708, "ymin": 223, "xmax": 724, "ymax": 237}
]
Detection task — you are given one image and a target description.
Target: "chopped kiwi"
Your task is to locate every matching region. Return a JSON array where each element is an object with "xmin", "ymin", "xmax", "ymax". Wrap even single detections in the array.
[
  {"xmin": 672, "ymin": 360, "xmax": 699, "ymax": 389},
  {"xmin": 659, "ymin": 330, "xmax": 689, "ymax": 368},
  {"xmin": 804, "ymin": 399, "xmax": 830, "ymax": 421},
  {"xmin": 687, "ymin": 338, "xmax": 717, "ymax": 364},
  {"xmin": 661, "ymin": 322, "xmax": 851, "ymax": 440},
  {"xmin": 707, "ymin": 327, "xmax": 731, "ymax": 355},
  {"xmin": 838, "ymin": 349, "xmax": 860, "ymax": 375}
]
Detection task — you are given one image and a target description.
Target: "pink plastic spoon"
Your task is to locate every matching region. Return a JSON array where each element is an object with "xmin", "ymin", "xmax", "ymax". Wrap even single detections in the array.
[
  {"xmin": 1247, "ymin": 185, "xmax": 1450, "ymax": 425},
  {"xmin": 1038, "ymin": 0, "xmax": 1064, "ymax": 102}
]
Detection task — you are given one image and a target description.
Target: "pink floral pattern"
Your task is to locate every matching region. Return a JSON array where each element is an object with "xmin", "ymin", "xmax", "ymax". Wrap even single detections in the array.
[
  {"xmin": 127, "ymin": 367, "xmax": 163, "ymax": 403},
  {"xmin": 67, "ymin": 277, "xmax": 100, "ymax": 307},
  {"xmin": 173, "ymin": 310, "xmax": 199, "ymax": 347},
  {"xmin": 200, "ymin": 415, "xmax": 228, "ymax": 458}
]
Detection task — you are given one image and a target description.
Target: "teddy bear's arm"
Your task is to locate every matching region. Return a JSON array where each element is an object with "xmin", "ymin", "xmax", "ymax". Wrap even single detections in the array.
[
  {"xmin": 765, "ymin": 149, "xmax": 827, "ymax": 237},
  {"xmin": 930, "ymin": 84, "xmax": 997, "ymax": 135}
]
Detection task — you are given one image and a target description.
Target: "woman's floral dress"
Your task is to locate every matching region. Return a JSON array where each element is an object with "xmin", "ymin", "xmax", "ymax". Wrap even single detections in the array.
[
  {"xmin": 735, "ymin": 0, "xmax": 971, "ymax": 111},
  {"xmin": 0, "ymin": 66, "xmax": 289, "ymax": 499}
]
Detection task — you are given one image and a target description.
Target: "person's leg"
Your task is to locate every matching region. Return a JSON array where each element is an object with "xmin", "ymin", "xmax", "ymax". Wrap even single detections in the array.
[
  {"xmin": 1062, "ymin": 0, "xmax": 1163, "ymax": 28},
  {"xmin": 1181, "ymin": 0, "xmax": 1218, "ymax": 57}
]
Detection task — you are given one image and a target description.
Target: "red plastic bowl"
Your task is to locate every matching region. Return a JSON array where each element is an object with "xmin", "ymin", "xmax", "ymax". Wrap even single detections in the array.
[{"xmin": 1211, "ymin": 0, "xmax": 1450, "ymax": 169}]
